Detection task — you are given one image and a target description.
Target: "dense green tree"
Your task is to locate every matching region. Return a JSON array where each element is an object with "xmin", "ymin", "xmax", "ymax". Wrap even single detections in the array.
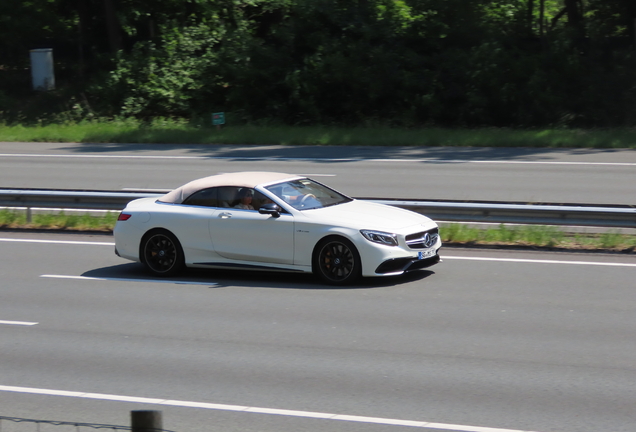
[{"xmin": 1, "ymin": 0, "xmax": 636, "ymax": 126}]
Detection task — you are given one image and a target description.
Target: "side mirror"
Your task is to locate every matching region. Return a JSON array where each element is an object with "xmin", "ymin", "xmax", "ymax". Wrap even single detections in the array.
[{"xmin": 258, "ymin": 203, "xmax": 281, "ymax": 218}]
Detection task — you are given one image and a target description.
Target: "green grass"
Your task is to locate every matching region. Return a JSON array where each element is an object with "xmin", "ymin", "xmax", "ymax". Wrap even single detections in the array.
[
  {"xmin": 439, "ymin": 223, "xmax": 636, "ymax": 252},
  {"xmin": 0, "ymin": 209, "xmax": 118, "ymax": 232},
  {"xmin": 1, "ymin": 119, "xmax": 636, "ymax": 148},
  {"xmin": 1, "ymin": 209, "xmax": 634, "ymax": 252}
]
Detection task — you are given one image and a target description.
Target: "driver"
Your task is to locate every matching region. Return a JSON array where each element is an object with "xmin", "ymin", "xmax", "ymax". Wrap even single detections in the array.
[{"xmin": 234, "ymin": 188, "xmax": 255, "ymax": 210}]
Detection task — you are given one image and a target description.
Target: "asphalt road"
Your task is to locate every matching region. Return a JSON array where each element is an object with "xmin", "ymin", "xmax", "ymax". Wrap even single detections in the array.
[
  {"xmin": 1, "ymin": 142, "xmax": 635, "ymax": 204},
  {"xmin": 1, "ymin": 232, "xmax": 636, "ymax": 432},
  {"xmin": 1, "ymin": 142, "xmax": 635, "ymax": 431}
]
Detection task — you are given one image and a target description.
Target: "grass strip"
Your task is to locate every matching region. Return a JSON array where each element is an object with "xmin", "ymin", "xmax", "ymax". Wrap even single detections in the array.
[
  {"xmin": 0, "ymin": 209, "xmax": 117, "ymax": 232},
  {"xmin": 440, "ymin": 223, "xmax": 636, "ymax": 252},
  {"xmin": 1, "ymin": 209, "xmax": 634, "ymax": 253},
  {"xmin": 1, "ymin": 120, "xmax": 636, "ymax": 148}
]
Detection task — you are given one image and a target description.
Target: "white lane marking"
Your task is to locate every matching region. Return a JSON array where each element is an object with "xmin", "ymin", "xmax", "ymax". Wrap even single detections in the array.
[
  {"xmin": 383, "ymin": 159, "xmax": 636, "ymax": 167},
  {"xmin": 1, "ymin": 153, "xmax": 634, "ymax": 166},
  {"xmin": 0, "ymin": 153, "xmax": 201, "ymax": 160},
  {"xmin": 0, "ymin": 238, "xmax": 114, "ymax": 246},
  {"xmin": 0, "ymin": 385, "xmax": 538, "ymax": 432},
  {"xmin": 40, "ymin": 275, "xmax": 217, "ymax": 286},
  {"xmin": 3, "ymin": 237, "xmax": 634, "ymax": 268},
  {"xmin": 0, "ymin": 320, "xmax": 38, "ymax": 326},
  {"xmin": 3, "ymin": 237, "xmax": 636, "ymax": 268},
  {"xmin": 444, "ymin": 256, "xmax": 636, "ymax": 267}
]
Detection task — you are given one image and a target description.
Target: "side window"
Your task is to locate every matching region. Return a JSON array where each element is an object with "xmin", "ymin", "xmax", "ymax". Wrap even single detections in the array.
[
  {"xmin": 180, "ymin": 186, "xmax": 279, "ymax": 211},
  {"xmin": 182, "ymin": 187, "xmax": 219, "ymax": 207},
  {"xmin": 251, "ymin": 190, "xmax": 271, "ymax": 210},
  {"xmin": 218, "ymin": 186, "xmax": 239, "ymax": 208}
]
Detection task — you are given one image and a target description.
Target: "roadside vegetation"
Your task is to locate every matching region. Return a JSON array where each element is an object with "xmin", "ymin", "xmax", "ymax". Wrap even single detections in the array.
[
  {"xmin": 1, "ymin": 120, "xmax": 636, "ymax": 148},
  {"xmin": 1, "ymin": 209, "xmax": 634, "ymax": 252},
  {"xmin": 441, "ymin": 223, "xmax": 636, "ymax": 252},
  {"xmin": 2, "ymin": 1, "xmax": 636, "ymax": 132},
  {"xmin": 0, "ymin": 209, "xmax": 117, "ymax": 232}
]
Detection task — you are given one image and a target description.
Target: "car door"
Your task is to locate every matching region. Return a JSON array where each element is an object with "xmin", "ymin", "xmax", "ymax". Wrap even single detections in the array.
[
  {"xmin": 177, "ymin": 187, "xmax": 222, "ymax": 258},
  {"xmin": 208, "ymin": 189, "xmax": 295, "ymax": 264}
]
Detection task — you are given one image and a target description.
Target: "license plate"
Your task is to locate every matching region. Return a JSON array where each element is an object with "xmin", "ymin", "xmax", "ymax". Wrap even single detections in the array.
[{"xmin": 418, "ymin": 249, "xmax": 436, "ymax": 260}]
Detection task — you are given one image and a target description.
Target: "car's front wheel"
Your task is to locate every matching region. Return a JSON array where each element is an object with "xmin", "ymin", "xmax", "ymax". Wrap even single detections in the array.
[
  {"xmin": 313, "ymin": 236, "xmax": 361, "ymax": 285},
  {"xmin": 140, "ymin": 229, "xmax": 184, "ymax": 277}
]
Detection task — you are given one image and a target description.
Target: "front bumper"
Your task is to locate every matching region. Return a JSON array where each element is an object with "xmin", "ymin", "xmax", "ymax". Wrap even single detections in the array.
[{"xmin": 375, "ymin": 251, "xmax": 441, "ymax": 275}]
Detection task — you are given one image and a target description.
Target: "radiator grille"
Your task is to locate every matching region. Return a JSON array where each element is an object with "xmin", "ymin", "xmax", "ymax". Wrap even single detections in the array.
[{"xmin": 405, "ymin": 228, "xmax": 439, "ymax": 249}]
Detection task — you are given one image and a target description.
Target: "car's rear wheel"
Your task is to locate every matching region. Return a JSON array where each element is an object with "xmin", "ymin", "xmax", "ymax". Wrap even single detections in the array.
[
  {"xmin": 141, "ymin": 229, "xmax": 184, "ymax": 277},
  {"xmin": 313, "ymin": 236, "xmax": 361, "ymax": 285}
]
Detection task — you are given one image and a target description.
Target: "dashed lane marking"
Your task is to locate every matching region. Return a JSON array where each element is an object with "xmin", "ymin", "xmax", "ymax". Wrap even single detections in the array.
[
  {"xmin": 444, "ymin": 255, "xmax": 636, "ymax": 267},
  {"xmin": 40, "ymin": 275, "xmax": 217, "ymax": 286},
  {"xmin": 0, "ymin": 238, "xmax": 114, "ymax": 246},
  {"xmin": 0, "ymin": 320, "xmax": 38, "ymax": 326}
]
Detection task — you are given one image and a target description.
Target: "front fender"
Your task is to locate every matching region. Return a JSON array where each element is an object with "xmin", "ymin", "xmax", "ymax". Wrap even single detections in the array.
[{"xmin": 294, "ymin": 224, "xmax": 359, "ymax": 267}]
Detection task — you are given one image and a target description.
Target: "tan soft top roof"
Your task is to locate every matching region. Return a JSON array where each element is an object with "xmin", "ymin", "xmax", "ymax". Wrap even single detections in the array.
[{"xmin": 159, "ymin": 171, "xmax": 300, "ymax": 204}]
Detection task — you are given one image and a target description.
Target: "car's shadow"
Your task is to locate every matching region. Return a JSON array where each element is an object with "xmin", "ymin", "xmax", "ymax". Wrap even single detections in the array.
[{"xmin": 82, "ymin": 263, "xmax": 434, "ymax": 290}]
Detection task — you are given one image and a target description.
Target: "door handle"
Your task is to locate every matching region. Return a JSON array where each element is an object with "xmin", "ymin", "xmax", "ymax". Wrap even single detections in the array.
[{"xmin": 218, "ymin": 212, "xmax": 232, "ymax": 219}]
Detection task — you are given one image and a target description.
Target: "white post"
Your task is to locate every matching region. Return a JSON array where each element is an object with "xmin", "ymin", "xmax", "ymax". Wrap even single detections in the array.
[{"xmin": 29, "ymin": 48, "xmax": 55, "ymax": 91}]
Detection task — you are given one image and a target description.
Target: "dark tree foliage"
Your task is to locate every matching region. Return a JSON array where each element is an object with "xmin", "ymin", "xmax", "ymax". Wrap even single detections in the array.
[{"xmin": 1, "ymin": 0, "xmax": 635, "ymax": 127}]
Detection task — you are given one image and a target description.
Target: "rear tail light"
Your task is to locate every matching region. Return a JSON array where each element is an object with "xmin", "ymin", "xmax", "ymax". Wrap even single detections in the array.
[{"xmin": 117, "ymin": 213, "xmax": 132, "ymax": 221}]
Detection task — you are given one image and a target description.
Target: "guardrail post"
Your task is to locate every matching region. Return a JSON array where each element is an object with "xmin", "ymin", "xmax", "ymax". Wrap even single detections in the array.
[
  {"xmin": 131, "ymin": 410, "xmax": 163, "ymax": 432},
  {"xmin": 26, "ymin": 207, "xmax": 32, "ymax": 223}
]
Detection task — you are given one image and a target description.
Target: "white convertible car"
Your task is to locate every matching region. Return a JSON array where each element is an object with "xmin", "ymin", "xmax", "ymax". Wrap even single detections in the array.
[{"xmin": 114, "ymin": 172, "xmax": 441, "ymax": 285}]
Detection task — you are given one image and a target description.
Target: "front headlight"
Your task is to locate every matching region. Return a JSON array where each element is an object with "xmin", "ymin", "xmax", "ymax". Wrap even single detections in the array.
[{"xmin": 360, "ymin": 230, "xmax": 398, "ymax": 246}]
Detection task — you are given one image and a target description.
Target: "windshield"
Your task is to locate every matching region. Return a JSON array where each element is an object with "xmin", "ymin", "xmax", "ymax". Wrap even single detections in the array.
[{"xmin": 265, "ymin": 178, "xmax": 352, "ymax": 210}]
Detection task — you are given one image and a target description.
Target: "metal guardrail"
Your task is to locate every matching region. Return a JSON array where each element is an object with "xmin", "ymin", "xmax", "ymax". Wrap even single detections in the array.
[
  {"xmin": 0, "ymin": 189, "xmax": 160, "ymax": 210},
  {"xmin": 1, "ymin": 188, "xmax": 635, "ymax": 228},
  {"xmin": 371, "ymin": 199, "xmax": 636, "ymax": 229}
]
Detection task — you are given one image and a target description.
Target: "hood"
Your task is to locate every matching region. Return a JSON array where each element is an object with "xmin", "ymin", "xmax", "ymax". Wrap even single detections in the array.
[{"xmin": 301, "ymin": 200, "xmax": 436, "ymax": 232}]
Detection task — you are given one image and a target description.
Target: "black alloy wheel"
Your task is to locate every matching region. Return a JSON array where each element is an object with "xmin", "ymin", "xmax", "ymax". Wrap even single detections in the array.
[
  {"xmin": 141, "ymin": 230, "xmax": 184, "ymax": 277},
  {"xmin": 314, "ymin": 237, "xmax": 361, "ymax": 285}
]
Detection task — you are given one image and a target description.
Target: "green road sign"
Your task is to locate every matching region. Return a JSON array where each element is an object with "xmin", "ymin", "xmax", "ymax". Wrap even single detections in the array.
[{"xmin": 212, "ymin": 112, "xmax": 225, "ymax": 126}]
